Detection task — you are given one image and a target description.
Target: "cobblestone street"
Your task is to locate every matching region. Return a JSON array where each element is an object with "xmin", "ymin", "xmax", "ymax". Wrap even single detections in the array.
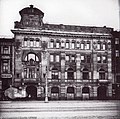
[{"xmin": 0, "ymin": 100, "xmax": 120, "ymax": 119}]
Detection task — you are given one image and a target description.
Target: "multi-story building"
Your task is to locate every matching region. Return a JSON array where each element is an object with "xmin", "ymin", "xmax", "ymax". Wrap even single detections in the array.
[
  {"xmin": 1, "ymin": 5, "xmax": 114, "ymax": 100},
  {"xmin": 112, "ymin": 31, "xmax": 120, "ymax": 99},
  {"xmin": 0, "ymin": 38, "xmax": 14, "ymax": 99}
]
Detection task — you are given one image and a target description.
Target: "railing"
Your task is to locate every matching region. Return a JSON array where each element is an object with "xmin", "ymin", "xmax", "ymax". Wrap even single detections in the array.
[{"xmin": 23, "ymin": 78, "xmax": 38, "ymax": 83}]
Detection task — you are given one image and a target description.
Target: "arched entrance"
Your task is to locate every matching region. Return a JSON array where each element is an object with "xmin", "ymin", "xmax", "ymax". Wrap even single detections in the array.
[
  {"xmin": 97, "ymin": 86, "xmax": 107, "ymax": 100},
  {"xmin": 67, "ymin": 87, "xmax": 75, "ymax": 100},
  {"xmin": 26, "ymin": 85, "xmax": 37, "ymax": 100},
  {"xmin": 82, "ymin": 87, "xmax": 90, "ymax": 100},
  {"xmin": 51, "ymin": 87, "xmax": 59, "ymax": 100}
]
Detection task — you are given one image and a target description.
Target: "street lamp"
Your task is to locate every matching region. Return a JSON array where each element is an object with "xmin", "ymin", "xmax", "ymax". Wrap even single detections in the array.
[{"xmin": 42, "ymin": 41, "xmax": 48, "ymax": 103}]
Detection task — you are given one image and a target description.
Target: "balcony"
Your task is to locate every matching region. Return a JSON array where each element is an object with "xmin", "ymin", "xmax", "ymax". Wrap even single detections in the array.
[
  {"xmin": 82, "ymin": 79, "xmax": 98, "ymax": 83},
  {"xmin": 98, "ymin": 79, "xmax": 109, "ymax": 83},
  {"xmin": 23, "ymin": 78, "xmax": 38, "ymax": 83}
]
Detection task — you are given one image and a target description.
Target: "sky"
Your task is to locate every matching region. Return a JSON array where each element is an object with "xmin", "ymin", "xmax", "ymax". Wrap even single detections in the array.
[{"xmin": 0, "ymin": 0, "xmax": 119, "ymax": 37}]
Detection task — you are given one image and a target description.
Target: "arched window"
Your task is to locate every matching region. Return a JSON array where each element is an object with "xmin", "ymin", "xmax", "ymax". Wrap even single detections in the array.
[
  {"xmin": 67, "ymin": 68, "xmax": 74, "ymax": 80},
  {"xmin": 24, "ymin": 53, "xmax": 39, "ymax": 62},
  {"xmin": 83, "ymin": 68, "xmax": 89, "ymax": 80},
  {"xmin": 99, "ymin": 69, "xmax": 105, "ymax": 79},
  {"xmin": 51, "ymin": 67, "xmax": 58, "ymax": 79}
]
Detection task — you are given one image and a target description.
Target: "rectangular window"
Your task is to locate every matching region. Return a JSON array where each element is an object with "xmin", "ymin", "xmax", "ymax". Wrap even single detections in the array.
[
  {"xmin": 71, "ymin": 42, "xmax": 75, "ymax": 49},
  {"xmin": 50, "ymin": 41, "xmax": 54, "ymax": 48},
  {"xmin": 81, "ymin": 43, "xmax": 84, "ymax": 49},
  {"xmin": 3, "ymin": 46, "xmax": 9, "ymax": 54},
  {"xmin": 56, "ymin": 42, "xmax": 60, "ymax": 48},
  {"xmin": 97, "ymin": 43, "xmax": 101, "ymax": 50},
  {"xmin": 102, "ymin": 44, "xmax": 106, "ymax": 50},
  {"xmin": 97, "ymin": 56, "xmax": 101, "ymax": 63},
  {"xmin": 24, "ymin": 68, "xmax": 27, "ymax": 78},
  {"xmin": 2, "ymin": 60, "xmax": 9, "ymax": 73},
  {"xmin": 86, "ymin": 42, "xmax": 90, "ymax": 50},
  {"xmin": 61, "ymin": 41, "xmax": 65, "ymax": 48},
  {"xmin": 30, "ymin": 40, "xmax": 34, "ymax": 47},
  {"xmin": 24, "ymin": 40, "xmax": 27, "ymax": 47},
  {"xmin": 71, "ymin": 55, "xmax": 75, "ymax": 61},
  {"xmin": 115, "ymin": 38, "xmax": 119, "ymax": 44},
  {"xmin": 116, "ymin": 50, "xmax": 119, "ymax": 57},
  {"xmin": 50, "ymin": 55, "xmax": 54, "ymax": 62},
  {"xmin": 76, "ymin": 42, "xmax": 80, "ymax": 48},
  {"xmin": 87, "ymin": 55, "xmax": 91, "ymax": 63},
  {"xmin": 81, "ymin": 55, "xmax": 85, "ymax": 63},
  {"xmin": 56, "ymin": 55, "xmax": 60, "ymax": 62},
  {"xmin": 103, "ymin": 56, "xmax": 107, "ymax": 63},
  {"xmin": 66, "ymin": 55, "xmax": 69, "ymax": 61},
  {"xmin": 36, "ymin": 40, "xmax": 39, "ymax": 47},
  {"xmin": 66, "ymin": 42, "xmax": 69, "ymax": 49}
]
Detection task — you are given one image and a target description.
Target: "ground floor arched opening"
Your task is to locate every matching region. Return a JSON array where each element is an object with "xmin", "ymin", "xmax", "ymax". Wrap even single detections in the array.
[
  {"xmin": 82, "ymin": 87, "xmax": 90, "ymax": 100},
  {"xmin": 51, "ymin": 86, "xmax": 59, "ymax": 100},
  {"xmin": 67, "ymin": 87, "xmax": 75, "ymax": 100},
  {"xmin": 97, "ymin": 86, "xmax": 107, "ymax": 100},
  {"xmin": 26, "ymin": 85, "xmax": 37, "ymax": 100}
]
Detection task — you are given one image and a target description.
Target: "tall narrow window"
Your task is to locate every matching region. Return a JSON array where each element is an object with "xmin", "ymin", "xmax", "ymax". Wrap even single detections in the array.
[
  {"xmin": 24, "ymin": 68, "xmax": 27, "ymax": 78},
  {"xmin": 97, "ymin": 42, "xmax": 101, "ymax": 50},
  {"xmin": 61, "ymin": 41, "xmax": 65, "ymax": 48},
  {"xmin": 99, "ymin": 69, "xmax": 105, "ymax": 79},
  {"xmin": 24, "ymin": 40, "xmax": 27, "ymax": 47},
  {"xmin": 86, "ymin": 55, "xmax": 91, "ymax": 63},
  {"xmin": 76, "ymin": 41, "xmax": 80, "ymax": 49},
  {"xmin": 97, "ymin": 56, "xmax": 101, "ymax": 63},
  {"xmin": 67, "ymin": 68, "xmax": 74, "ymax": 80},
  {"xmin": 81, "ymin": 42, "xmax": 84, "ymax": 49},
  {"xmin": 83, "ymin": 68, "xmax": 89, "ymax": 80},
  {"xmin": 56, "ymin": 40, "xmax": 60, "ymax": 48},
  {"xmin": 66, "ymin": 41, "xmax": 69, "ymax": 49},
  {"xmin": 50, "ymin": 55, "xmax": 54, "ymax": 62},
  {"xmin": 66, "ymin": 55, "xmax": 69, "ymax": 61},
  {"xmin": 30, "ymin": 39, "xmax": 34, "ymax": 47},
  {"xmin": 3, "ymin": 46, "xmax": 9, "ymax": 54},
  {"xmin": 115, "ymin": 38, "xmax": 119, "ymax": 44},
  {"xmin": 56, "ymin": 55, "xmax": 60, "ymax": 62},
  {"xmin": 50, "ymin": 40, "xmax": 54, "ymax": 48},
  {"xmin": 103, "ymin": 56, "xmax": 107, "ymax": 63},
  {"xmin": 2, "ymin": 60, "xmax": 9, "ymax": 73},
  {"xmin": 52, "ymin": 68, "xmax": 58, "ymax": 79},
  {"xmin": 71, "ymin": 41, "xmax": 75, "ymax": 49},
  {"xmin": 102, "ymin": 43, "xmax": 106, "ymax": 50},
  {"xmin": 81, "ymin": 55, "xmax": 85, "ymax": 63},
  {"xmin": 116, "ymin": 50, "xmax": 119, "ymax": 57},
  {"xmin": 86, "ymin": 41, "xmax": 90, "ymax": 50},
  {"xmin": 71, "ymin": 55, "xmax": 75, "ymax": 61},
  {"xmin": 36, "ymin": 39, "xmax": 39, "ymax": 47}
]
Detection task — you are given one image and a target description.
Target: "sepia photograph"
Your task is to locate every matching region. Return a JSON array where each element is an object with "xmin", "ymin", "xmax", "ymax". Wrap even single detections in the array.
[{"xmin": 0, "ymin": 0, "xmax": 120, "ymax": 118}]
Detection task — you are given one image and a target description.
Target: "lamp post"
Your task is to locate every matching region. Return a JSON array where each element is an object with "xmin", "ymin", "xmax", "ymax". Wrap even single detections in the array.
[{"xmin": 42, "ymin": 41, "xmax": 48, "ymax": 103}]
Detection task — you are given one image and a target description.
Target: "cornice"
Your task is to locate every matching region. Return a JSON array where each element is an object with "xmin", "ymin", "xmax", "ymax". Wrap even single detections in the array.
[{"xmin": 11, "ymin": 29, "xmax": 112, "ymax": 39}]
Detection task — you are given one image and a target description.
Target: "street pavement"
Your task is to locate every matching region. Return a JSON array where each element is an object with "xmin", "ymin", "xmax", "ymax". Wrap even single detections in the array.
[{"xmin": 0, "ymin": 100, "xmax": 120, "ymax": 119}]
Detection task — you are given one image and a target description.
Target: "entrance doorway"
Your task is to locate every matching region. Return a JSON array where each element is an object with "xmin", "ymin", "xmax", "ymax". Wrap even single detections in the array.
[
  {"xmin": 82, "ymin": 87, "xmax": 90, "ymax": 100},
  {"xmin": 67, "ymin": 87, "xmax": 75, "ymax": 100},
  {"xmin": 26, "ymin": 85, "xmax": 37, "ymax": 99},
  {"xmin": 97, "ymin": 86, "xmax": 107, "ymax": 100},
  {"xmin": 51, "ymin": 87, "xmax": 59, "ymax": 100}
]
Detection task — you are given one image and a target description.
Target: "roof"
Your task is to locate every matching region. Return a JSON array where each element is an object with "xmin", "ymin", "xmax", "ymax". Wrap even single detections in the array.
[{"xmin": 19, "ymin": 5, "xmax": 44, "ymax": 16}]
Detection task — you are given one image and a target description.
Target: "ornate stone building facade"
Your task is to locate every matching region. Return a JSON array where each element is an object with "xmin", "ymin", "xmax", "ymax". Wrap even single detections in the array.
[{"xmin": 1, "ymin": 5, "xmax": 114, "ymax": 100}]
